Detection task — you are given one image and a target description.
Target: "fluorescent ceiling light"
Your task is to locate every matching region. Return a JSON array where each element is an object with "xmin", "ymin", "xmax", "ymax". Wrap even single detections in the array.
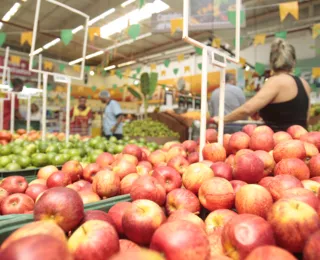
[
  {"xmin": 69, "ymin": 58, "xmax": 84, "ymax": 65},
  {"xmin": 139, "ymin": 53, "xmax": 162, "ymax": 61},
  {"xmin": 86, "ymin": 51, "xmax": 104, "ymax": 59},
  {"xmin": 90, "ymin": 71, "xmax": 95, "ymax": 76},
  {"xmin": 88, "ymin": 8, "xmax": 115, "ymax": 26},
  {"xmin": 0, "ymin": 22, "xmax": 3, "ymax": 30},
  {"xmin": 43, "ymin": 38, "xmax": 60, "ymax": 49},
  {"xmin": 104, "ymin": 65, "xmax": 116, "ymax": 71},
  {"xmin": 30, "ymin": 48, "xmax": 43, "ymax": 56},
  {"xmin": 121, "ymin": 0, "xmax": 136, "ymax": 8},
  {"xmin": 118, "ymin": 60, "xmax": 136, "ymax": 67},
  {"xmin": 100, "ymin": 0, "xmax": 169, "ymax": 39},
  {"xmin": 2, "ymin": 2, "xmax": 21, "ymax": 22},
  {"xmin": 72, "ymin": 25, "xmax": 84, "ymax": 34}
]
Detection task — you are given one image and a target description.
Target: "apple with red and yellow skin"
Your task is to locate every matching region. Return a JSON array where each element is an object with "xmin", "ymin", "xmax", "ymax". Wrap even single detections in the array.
[
  {"xmin": 81, "ymin": 210, "xmax": 116, "ymax": 228},
  {"xmin": 287, "ymin": 125, "xmax": 308, "ymax": 139},
  {"xmin": 46, "ymin": 171, "xmax": 72, "ymax": 188},
  {"xmin": 221, "ymin": 214, "xmax": 275, "ymax": 260},
  {"xmin": 242, "ymin": 124, "xmax": 257, "ymax": 137},
  {"xmin": 165, "ymin": 188, "xmax": 200, "ymax": 215},
  {"xmin": 274, "ymin": 158, "xmax": 310, "ymax": 180},
  {"xmin": 166, "ymin": 147, "xmax": 187, "ymax": 163},
  {"xmin": 202, "ymin": 143, "xmax": 227, "ymax": 163},
  {"xmin": 253, "ymin": 125, "xmax": 274, "ymax": 135},
  {"xmin": 0, "ymin": 176, "xmax": 28, "ymax": 194},
  {"xmin": 188, "ymin": 152, "xmax": 199, "ymax": 164},
  {"xmin": 205, "ymin": 209, "xmax": 237, "ymax": 235},
  {"xmin": 303, "ymin": 230, "xmax": 320, "ymax": 260},
  {"xmin": 115, "ymin": 154, "xmax": 139, "ymax": 166},
  {"xmin": 167, "ymin": 155, "xmax": 190, "ymax": 175},
  {"xmin": 95, "ymin": 152, "xmax": 114, "ymax": 168},
  {"xmin": 182, "ymin": 163, "xmax": 214, "ymax": 194},
  {"xmin": 268, "ymin": 174, "xmax": 303, "ymax": 201},
  {"xmin": 61, "ymin": 160, "xmax": 83, "ymax": 182},
  {"xmin": 1, "ymin": 193, "xmax": 34, "ymax": 215},
  {"xmin": 92, "ymin": 170, "xmax": 120, "ymax": 199},
  {"xmin": 122, "ymin": 199, "xmax": 166, "ymax": 245},
  {"xmin": 162, "ymin": 141, "xmax": 181, "ymax": 151},
  {"xmin": 273, "ymin": 140, "xmax": 306, "ymax": 163},
  {"xmin": 235, "ymin": 184, "xmax": 273, "ymax": 219},
  {"xmin": 136, "ymin": 161, "xmax": 152, "ymax": 176},
  {"xmin": 300, "ymin": 132, "xmax": 320, "ymax": 150},
  {"xmin": 311, "ymin": 176, "xmax": 320, "ymax": 183},
  {"xmin": 267, "ymin": 199, "xmax": 320, "ymax": 253},
  {"xmin": 206, "ymin": 129, "xmax": 218, "ymax": 143},
  {"xmin": 25, "ymin": 184, "xmax": 47, "ymax": 201},
  {"xmin": 34, "ymin": 187, "xmax": 84, "ymax": 232},
  {"xmin": 108, "ymin": 202, "xmax": 132, "ymax": 236},
  {"xmin": 68, "ymin": 180, "xmax": 92, "ymax": 192},
  {"xmin": 210, "ymin": 162, "xmax": 233, "ymax": 181},
  {"xmin": 249, "ymin": 132, "xmax": 274, "ymax": 152},
  {"xmin": 208, "ymin": 229, "xmax": 225, "ymax": 257},
  {"xmin": 152, "ymin": 166, "xmax": 182, "ymax": 193},
  {"xmin": 182, "ymin": 140, "xmax": 197, "ymax": 153},
  {"xmin": 119, "ymin": 239, "xmax": 140, "ymax": 253},
  {"xmin": 29, "ymin": 179, "xmax": 47, "ymax": 186},
  {"xmin": 301, "ymin": 180, "xmax": 320, "ymax": 195},
  {"xmin": 112, "ymin": 159, "xmax": 137, "ymax": 180},
  {"xmin": 37, "ymin": 165, "xmax": 59, "ymax": 180},
  {"xmin": 258, "ymin": 177, "xmax": 274, "ymax": 192},
  {"xmin": 123, "ymin": 144, "xmax": 143, "ymax": 161},
  {"xmin": 281, "ymin": 187, "xmax": 319, "ymax": 211},
  {"xmin": 78, "ymin": 191, "xmax": 101, "ymax": 204},
  {"xmin": 228, "ymin": 132, "xmax": 250, "ymax": 154},
  {"xmin": 233, "ymin": 153, "xmax": 264, "ymax": 183},
  {"xmin": 309, "ymin": 154, "xmax": 320, "ymax": 177},
  {"xmin": 68, "ymin": 220, "xmax": 119, "ymax": 260},
  {"xmin": 0, "ymin": 235, "xmax": 73, "ymax": 260},
  {"xmin": 0, "ymin": 221, "xmax": 66, "ymax": 250},
  {"xmin": 199, "ymin": 177, "xmax": 235, "ymax": 211},
  {"xmin": 110, "ymin": 249, "xmax": 165, "ymax": 260},
  {"xmin": 167, "ymin": 209, "xmax": 205, "ymax": 231},
  {"xmin": 0, "ymin": 187, "xmax": 9, "ymax": 205},
  {"xmin": 200, "ymin": 160, "xmax": 214, "ymax": 168},
  {"xmin": 223, "ymin": 134, "xmax": 231, "ymax": 155},
  {"xmin": 225, "ymin": 154, "xmax": 235, "ymax": 166},
  {"xmin": 235, "ymin": 149, "xmax": 254, "ymax": 158},
  {"xmin": 120, "ymin": 173, "xmax": 139, "ymax": 194},
  {"xmin": 245, "ymin": 245, "xmax": 297, "ymax": 260},
  {"xmin": 150, "ymin": 220, "xmax": 210, "ymax": 260},
  {"xmin": 273, "ymin": 131, "xmax": 293, "ymax": 146},
  {"xmin": 230, "ymin": 180, "xmax": 247, "ymax": 193},
  {"xmin": 148, "ymin": 150, "xmax": 167, "ymax": 166},
  {"xmin": 304, "ymin": 142, "xmax": 319, "ymax": 159},
  {"xmin": 254, "ymin": 150, "xmax": 275, "ymax": 177},
  {"xmin": 83, "ymin": 163, "xmax": 101, "ymax": 182}
]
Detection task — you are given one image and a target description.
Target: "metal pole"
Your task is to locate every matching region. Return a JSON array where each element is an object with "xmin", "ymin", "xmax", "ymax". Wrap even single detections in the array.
[
  {"xmin": 218, "ymin": 68, "xmax": 226, "ymax": 145},
  {"xmin": 10, "ymin": 92, "xmax": 15, "ymax": 134},
  {"xmin": 42, "ymin": 73, "xmax": 48, "ymax": 141},
  {"xmin": 26, "ymin": 95, "xmax": 31, "ymax": 133},
  {"xmin": 37, "ymin": 55, "xmax": 42, "ymax": 89},
  {"xmin": 65, "ymin": 80, "xmax": 71, "ymax": 143}
]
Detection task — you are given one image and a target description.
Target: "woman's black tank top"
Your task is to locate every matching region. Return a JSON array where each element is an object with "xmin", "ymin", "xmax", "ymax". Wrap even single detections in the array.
[{"xmin": 259, "ymin": 75, "xmax": 309, "ymax": 132}]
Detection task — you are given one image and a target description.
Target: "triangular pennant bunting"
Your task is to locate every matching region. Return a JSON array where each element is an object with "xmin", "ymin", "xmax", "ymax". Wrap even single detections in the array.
[
  {"xmin": 61, "ymin": 29, "xmax": 73, "ymax": 45},
  {"xmin": 59, "ymin": 64, "xmax": 66, "ymax": 72},
  {"xmin": 116, "ymin": 70, "xmax": 123, "ymax": 79},
  {"xmin": 239, "ymin": 57, "xmax": 246, "ymax": 67},
  {"xmin": 0, "ymin": 33, "xmax": 6, "ymax": 47},
  {"xmin": 198, "ymin": 63, "xmax": 202, "ymax": 70},
  {"xmin": 177, "ymin": 54, "xmax": 184, "ymax": 62},
  {"xmin": 161, "ymin": 70, "xmax": 166, "ymax": 76},
  {"xmin": 85, "ymin": 66, "xmax": 91, "ymax": 73},
  {"xmin": 110, "ymin": 70, "xmax": 115, "ymax": 76},
  {"xmin": 73, "ymin": 65, "xmax": 80, "ymax": 73},
  {"xmin": 173, "ymin": 68, "xmax": 179, "ymax": 75},
  {"xmin": 164, "ymin": 59, "xmax": 170, "ymax": 68},
  {"xmin": 312, "ymin": 68, "xmax": 320, "ymax": 79},
  {"xmin": 255, "ymin": 62, "xmax": 266, "ymax": 76},
  {"xmin": 150, "ymin": 64, "xmax": 157, "ymax": 70},
  {"xmin": 128, "ymin": 24, "xmax": 141, "ymax": 40},
  {"xmin": 139, "ymin": 0, "xmax": 144, "ymax": 9},
  {"xmin": 10, "ymin": 56, "xmax": 21, "ymax": 65},
  {"xmin": 294, "ymin": 68, "xmax": 301, "ymax": 77},
  {"xmin": 279, "ymin": 1, "xmax": 299, "ymax": 22},
  {"xmin": 212, "ymin": 38, "xmax": 221, "ymax": 48},
  {"xmin": 20, "ymin": 32, "xmax": 33, "ymax": 46},
  {"xmin": 275, "ymin": 31, "xmax": 287, "ymax": 39},
  {"xmin": 88, "ymin": 27, "xmax": 100, "ymax": 42},
  {"xmin": 136, "ymin": 67, "xmax": 142, "ymax": 74},
  {"xmin": 195, "ymin": 47, "xmax": 203, "ymax": 55},
  {"xmin": 184, "ymin": 66, "xmax": 190, "ymax": 73},
  {"xmin": 170, "ymin": 18, "xmax": 183, "ymax": 35},
  {"xmin": 228, "ymin": 10, "xmax": 245, "ymax": 27},
  {"xmin": 312, "ymin": 24, "xmax": 320, "ymax": 39},
  {"xmin": 254, "ymin": 34, "xmax": 266, "ymax": 46}
]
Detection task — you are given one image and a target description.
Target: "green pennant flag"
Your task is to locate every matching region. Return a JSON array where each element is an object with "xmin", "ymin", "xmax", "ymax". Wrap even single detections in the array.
[
  {"xmin": 25, "ymin": 83, "xmax": 32, "ymax": 88},
  {"xmin": 139, "ymin": 0, "xmax": 145, "ymax": 8},
  {"xmin": 32, "ymin": 59, "xmax": 38, "ymax": 68},
  {"xmin": 311, "ymin": 84, "xmax": 317, "ymax": 91},
  {"xmin": 136, "ymin": 67, "xmax": 142, "ymax": 74},
  {"xmin": 132, "ymin": 74, "xmax": 137, "ymax": 79},
  {"xmin": 116, "ymin": 70, "xmax": 123, "ymax": 79},
  {"xmin": 85, "ymin": 66, "xmax": 91, "ymax": 73},
  {"xmin": 88, "ymin": 95, "xmax": 92, "ymax": 99},
  {"xmin": 112, "ymin": 84, "xmax": 117, "ymax": 89},
  {"xmin": 119, "ymin": 88, "xmax": 124, "ymax": 93},
  {"xmin": 228, "ymin": 10, "xmax": 245, "ymax": 27},
  {"xmin": 61, "ymin": 29, "xmax": 73, "ymax": 46},
  {"xmin": 59, "ymin": 64, "xmax": 66, "ymax": 72},
  {"xmin": 128, "ymin": 24, "xmax": 141, "ymax": 40},
  {"xmin": 275, "ymin": 31, "xmax": 287, "ymax": 39},
  {"xmin": 0, "ymin": 32, "xmax": 6, "ymax": 47},
  {"xmin": 255, "ymin": 62, "xmax": 266, "ymax": 76},
  {"xmin": 294, "ymin": 68, "xmax": 301, "ymax": 77},
  {"xmin": 198, "ymin": 63, "xmax": 202, "ymax": 70},
  {"xmin": 91, "ymin": 86, "xmax": 97, "ymax": 91},
  {"xmin": 195, "ymin": 47, "xmax": 203, "ymax": 55},
  {"xmin": 173, "ymin": 68, "xmax": 179, "ymax": 75},
  {"xmin": 101, "ymin": 70, "xmax": 107, "ymax": 76},
  {"xmin": 164, "ymin": 59, "xmax": 170, "ymax": 68},
  {"xmin": 47, "ymin": 84, "xmax": 54, "ymax": 91}
]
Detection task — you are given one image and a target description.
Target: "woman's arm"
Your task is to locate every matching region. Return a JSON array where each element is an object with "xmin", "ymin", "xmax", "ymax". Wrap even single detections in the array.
[{"xmin": 223, "ymin": 77, "xmax": 280, "ymax": 123}]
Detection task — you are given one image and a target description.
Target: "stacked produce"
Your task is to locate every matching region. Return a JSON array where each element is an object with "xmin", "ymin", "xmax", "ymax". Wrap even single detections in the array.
[{"xmin": 1, "ymin": 125, "xmax": 320, "ymax": 259}]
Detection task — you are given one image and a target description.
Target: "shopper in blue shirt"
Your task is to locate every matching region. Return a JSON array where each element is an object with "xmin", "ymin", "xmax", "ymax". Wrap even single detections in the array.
[{"xmin": 99, "ymin": 90, "xmax": 123, "ymax": 139}]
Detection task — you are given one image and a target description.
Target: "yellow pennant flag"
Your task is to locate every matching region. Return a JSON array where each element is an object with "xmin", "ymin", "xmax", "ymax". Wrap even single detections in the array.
[
  {"xmin": 254, "ymin": 34, "xmax": 266, "ymax": 46},
  {"xmin": 312, "ymin": 67, "xmax": 320, "ymax": 78},
  {"xmin": 110, "ymin": 70, "xmax": 115, "ymax": 76},
  {"xmin": 124, "ymin": 68, "xmax": 131, "ymax": 78},
  {"xmin": 20, "ymin": 32, "xmax": 33, "ymax": 46},
  {"xmin": 73, "ymin": 65, "xmax": 80, "ymax": 72},
  {"xmin": 212, "ymin": 38, "xmax": 221, "ymax": 48},
  {"xmin": 240, "ymin": 57, "xmax": 246, "ymax": 67},
  {"xmin": 279, "ymin": 1, "xmax": 299, "ymax": 22},
  {"xmin": 150, "ymin": 64, "xmax": 157, "ymax": 70},
  {"xmin": 88, "ymin": 27, "xmax": 101, "ymax": 41},
  {"xmin": 184, "ymin": 66, "xmax": 190, "ymax": 73},
  {"xmin": 10, "ymin": 55, "xmax": 21, "ymax": 65},
  {"xmin": 312, "ymin": 24, "xmax": 320, "ymax": 39},
  {"xmin": 177, "ymin": 54, "xmax": 184, "ymax": 62},
  {"xmin": 170, "ymin": 18, "xmax": 183, "ymax": 35},
  {"xmin": 44, "ymin": 61, "xmax": 53, "ymax": 70},
  {"xmin": 161, "ymin": 70, "xmax": 166, "ymax": 76}
]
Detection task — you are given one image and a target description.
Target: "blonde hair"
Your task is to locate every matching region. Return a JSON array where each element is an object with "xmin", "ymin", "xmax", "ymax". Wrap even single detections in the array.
[{"xmin": 270, "ymin": 38, "xmax": 296, "ymax": 73}]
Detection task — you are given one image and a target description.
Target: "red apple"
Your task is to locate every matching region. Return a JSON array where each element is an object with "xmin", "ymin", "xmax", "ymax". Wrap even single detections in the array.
[
  {"xmin": 166, "ymin": 146, "xmax": 187, "ymax": 162},
  {"xmin": 112, "ymin": 159, "xmax": 137, "ymax": 179},
  {"xmin": 233, "ymin": 153, "xmax": 264, "ymax": 183},
  {"xmin": 119, "ymin": 239, "xmax": 140, "ymax": 253},
  {"xmin": 61, "ymin": 160, "xmax": 83, "ymax": 182},
  {"xmin": 273, "ymin": 140, "xmax": 306, "ymax": 163},
  {"xmin": 311, "ymin": 177, "xmax": 320, "ymax": 183},
  {"xmin": 110, "ymin": 249, "xmax": 165, "ymax": 260},
  {"xmin": 165, "ymin": 188, "xmax": 201, "ymax": 215},
  {"xmin": 152, "ymin": 166, "xmax": 182, "ymax": 193},
  {"xmin": 68, "ymin": 220, "xmax": 119, "ymax": 260},
  {"xmin": 0, "ymin": 187, "xmax": 9, "ymax": 205},
  {"xmin": 167, "ymin": 208, "xmax": 205, "ymax": 229},
  {"xmin": 83, "ymin": 163, "xmax": 101, "ymax": 182},
  {"xmin": 303, "ymin": 230, "xmax": 320, "ymax": 260},
  {"xmin": 108, "ymin": 202, "xmax": 132, "ymax": 236},
  {"xmin": 254, "ymin": 150, "xmax": 275, "ymax": 177},
  {"xmin": 235, "ymin": 184, "xmax": 273, "ymax": 219},
  {"xmin": 301, "ymin": 180, "xmax": 320, "ymax": 195},
  {"xmin": 96, "ymin": 152, "xmax": 114, "ymax": 168},
  {"xmin": 130, "ymin": 175, "xmax": 166, "ymax": 206},
  {"xmin": 138, "ymin": 160, "xmax": 152, "ymax": 170},
  {"xmin": 123, "ymin": 144, "xmax": 142, "ymax": 161},
  {"xmin": 253, "ymin": 125, "xmax": 274, "ymax": 135},
  {"xmin": 267, "ymin": 199, "xmax": 320, "ymax": 253},
  {"xmin": 273, "ymin": 131, "xmax": 293, "ymax": 146},
  {"xmin": 242, "ymin": 124, "xmax": 257, "ymax": 137},
  {"xmin": 202, "ymin": 143, "xmax": 227, "ymax": 163},
  {"xmin": 258, "ymin": 177, "xmax": 274, "ymax": 191},
  {"xmin": 115, "ymin": 154, "xmax": 139, "ymax": 166},
  {"xmin": 187, "ymin": 152, "xmax": 199, "ymax": 164},
  {"xmin": 167, "ymin": 155, "xmax": 190, "ymax": 175},
  {"xmin": 46, "ymin": 171, "xmax": 72, "ymax": 188},
  {"xmin": 1, "ymin": 193, "xmax": 34, "ymax": 215},
  {"xmin": 222, "ymin": 214, "xmax": 275, "ymax": 259},
  {"xmin": 78, "ymin": 191, "xmax": 101, "ymax": 204},
  {"xmin": 122, "ymin": 199, "xmax": 166, "ymax": 245},
  {"xmin": 81, "ymin": 210, "xmax": 115, "ymax": 227},
  {"xmin": 69, "ymin": 180, "xmax": 92, "ymax": 192},
  {"xmin": 274, "ymin": 158, "xmax": 310, "ymax": 180},
  {"xmin": 223, "ymin": 134, "xmax": 231, "ymax": 155},
  {"xmin": 182, "ymin": 163, "xmax": 214, "ymax": 194},
  {"xmin": 37, "ymin": 165, "xmax": 59, "ymax": 180},
  {"xmin": 150, "ymin": 220, "xmax": 210, "ymax": 260},
  {"xmin": 287, "ymin": 125, "xmax": 308, "ymax": 139},
  {"xmin": 300, "ymin": 132, "xmax": 320, "ymax": 150},
  {"xmin": 245, "ymin": 245, "xmax": 297, "ymax": 260},
  {"xmin": 249, "ymin": 132, "xmax": 274, "ymax": 152},
  {"xmin": 0, "ymin": 176, "xmax": 28, "ymax": 194},
  {"xmin": 206, "ymin": 129, "xmax": 218, "ymax": 143},
  {"xmin": 148, "ymin": 150, "xmax": 167, "ymax": 166},
  {"xmin": 29, "ymin": 179, "xmax": 47, "ymax": 186},
  {"xmin": 25, "ymin": 184, "xmax": 47, "ymax": 201},
  {"xmin": 205, "ymin": 209, "xmax": 237, "ymax": 235},
  {"xmin": 210, "ymin": 162, "xmax": 233, "ymax": 181},
  {"xmin": 199, "ymin": 177, "xmax": 235, "ymax": 211},
  {"xmin": 182, "ymin": 140, "xmax": 197, "ymax": 153},
  {"xmin": 304, "ymin": 142, "xmax": 319, "ymax": 159},
  {"xmin": 309, "ymin": 154, "xmax": 320, "ymax": 177},
  {"xmin": 136, "ymin": 163, "xmax": 152, "ymax": 176},
  {"xmin": 92, "ymin": 170, "xmax": 120, "ymax": 199},
  {"xmin": 120, "ymin": 173, "xmax": 139, "ymax": 194},
  {"xmin": 268, "ymin": 174, "xmax": 303, "ymax": 200},
  {"xmin": 34, "ymin": 187, "xmax": 84, "ymax": 232},
  {"xmin": 281, "ymin": 188, "xmax": 319, "ymax": 211},
  {"xmin": 235, "ymin": 149, "xmax": 254, "ymax": 157},
  {"xmin": 230, "ymin": 180, "xmax": 247, "ymax": 193},
  {"xmin": 228, "ymin": 132, "xmax": 250, "ymax": 154},
  {"xmin": 225, "ymin": 154, "xmax": 235, "ymax": 166}
]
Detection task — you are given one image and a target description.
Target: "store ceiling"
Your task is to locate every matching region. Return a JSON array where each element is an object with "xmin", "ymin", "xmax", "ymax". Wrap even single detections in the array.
[{"xmin": 0, "ymin": 0, "xmax": 319, "ymax": 68}]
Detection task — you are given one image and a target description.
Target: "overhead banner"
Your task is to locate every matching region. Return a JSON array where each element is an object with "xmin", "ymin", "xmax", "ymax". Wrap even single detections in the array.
[{"xmin": 0, "ymin": 56, "xmax": 33, "ymax": 77}]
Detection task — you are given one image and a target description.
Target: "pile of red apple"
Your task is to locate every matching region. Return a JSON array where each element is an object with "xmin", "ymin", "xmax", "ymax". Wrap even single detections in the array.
[{"xmin": 2, "ymin": 124, "xmax": 320, "ymax": 259}]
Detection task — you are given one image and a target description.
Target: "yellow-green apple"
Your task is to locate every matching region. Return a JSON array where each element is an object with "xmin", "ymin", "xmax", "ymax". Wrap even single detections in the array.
[
  {"xmin": 92, "ymin": 170, "xmax": 120, "ymax": 199},
  {"xmin": 249, "ymin": 132, "xmax": 274, "ymax": 152},
  {"xmin": 205, "ymin": 209, "xmax": 237, "ymax": 235},
  {"xmin": 309, "ymin": 154, "xmax": 320, "ymax": 177},
  {"xmin": 1, "ymin": 193, "xmax": 34, "ymax": 215},
  {"xmin": 273, "ymin": 131, "xmax": 292, "ymax": 146},
  {"xmin": 274, "ymin": 158, "xmax": 310, "ymax": 180},
  {"xmin": 267, "ymin": 199, "xmax": 320, "ymax": 253},
  {"xmin": 83, "ymin": 163, "xmax": 101, "ymax": 182},
  {"xmin": 0, "ymin": 187, "xmax": 8, "ymax": 205},
  {"xmin": 112, "ymin": 159, "xmax": 137, "ymax": 179},
  {"xmin": 152, "ymin": 166, "xmax": 182, "ymax": 193},
  {"xmin": 268, "ymin": 174, "xmax": 303, "ymax": 200},
  {"xmin": 228, "ymin": 132, "xmax": 250, "ymax": 154},
  {"xmin": 0, "ymin": 221, "xmax": 66, "ymax": 250},
  {"xmin": 206, "ymin": 129, "xmax": 218, "ymax": 143},
  {"xmin": 150, "ymin": 220, "xmax": 210, "ymax": 260},
  {"xmin": 120, "ymin": 173, "xmax": 139, "ymax": 194},
  {"xmin": 304, "ymin": 142, "xmax": 319, "ymax": 159},
  {"xmin": 29, "ymin": 179, "xmax": 47, "ymax": 186},
  {"xmin": 187, "ymin": 152, "xmax": 199, "ymax": 164},
  {"xmin": 302, "ymin": 180, "xmax": 320, "ymax": 195},
  {"xmin": 300, "ymin": 132, "xmax": 320, "ymax": 150},
  {"xmin": 233, "ymin": 153, "xmax": 264, "ymax": 183},
  {"xmin": 108, "ymin": 202, "xmax": 132, "ymax": 235},
  {"xmin": 210, "ymin": 162, "xmax": 233, "ymax": 181},
  {"xmin": 130, "ymin": 175, "xmax": 166, "ymax": 205},
  {"xmin": 148, "ymin": 150, "xmax": 167, "ymax": 166},
  {"xmin": 46, "ymin": 171, "xmax": 72, "ymax": 188},
  {"xmin": 221, "ymin": 214, "xmax": 275, "ymax": 259},
  {"xmin": 96, "ymin": 152, "xmax": 114, "ymax": 168},
  {"xmin": 202, "ymin": 143, "xmax": 227, "ymax": 163},
  {"xmin": 34, "ymin": 187, "xmax": 84, "ymax": 232},
  {"xmin": 61, "ymin": 160, "xmax": 83, "ymax": 182},
  {"xmin": 78, "ymin": 190, "xmax": 101, "ymax": 204},
  {"xmin": 0, "ymin": 176, "xmax": 28, "ymax": 194},
  {"xmin": 273, "ymin": 140, "xmax": 306, "ymax": 163},
  {"xmin": 258, "ymin": 176, "xmax": 274, "ymax": 192},
  {"xmin": 242, "ymin": 124, "xmax": 257, "ymax": 137},
  {"xmin": 182, "ymin": 163, "xmax": 214, "ymax": 194},
  {"xmin": 182, "ymin": 140, "xmax": 197, "ymax": 153},
  {"xmin": 110, "ymin": 249, "xmax": 165, "ymax": 260},
  {"xmin": 235, "ymin": 184, "xmax": 273, "ymax": 219},
  {"xmin": 245, "ymin": 245, "xmax": 297, "ymax": 260},
  {"xmin": 254, "ymin": 150, "xmax": 275, "ymax": 176},
  {"xmin": 199, "ymin": 177, "xmax": 235, "ymax": 211},
  {"xmin": 37, "ymin": 165, "xmax": 59, "ymax": 180},
  {"xmin": 230, "ymin": 180, "xmax": 247, "ymax": 193},
  {"xmin": 253, "ymin": 125, "xmax": 274, "ymax": 135},
  {"xmin": 281, "ymin": 187, "xmax": 319, "ymax": 211},
  {"xmin": 25, "ymin": 184, "xmax": 47, "ymax": 201},
  {"xmin": 123, "ymin": 144, "xmax": 143, "ymax": 161},
  {"xmin": 119, "ymin": 239, "xmax": 140, "ymax": 253},
  {"xmin": 287, "ymin": 125, "xmax": 308, "ymax": 139},
  {"xmin": 167, "ymin": 209, "xmax": 205, "ymax": 230},
  {"xmin": 122, "ymin": 199, "xmax": 166, "ymax": 245},
  {"xmin": 0, "ymin": 235, "xmax": 73, "ymax": 260},
  {"xmin": 167, "ymin": 155, "xmax": 190, "ymax": 175},
  {"xmin": 303, "ymin": 230, "xmax": 320, "ymax": 260},
  {"xmin": 68, "ymin": 220, "xmax": 119, "ymax": 260}
]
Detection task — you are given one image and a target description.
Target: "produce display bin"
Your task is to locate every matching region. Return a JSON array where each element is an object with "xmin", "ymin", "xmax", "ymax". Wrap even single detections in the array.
[{"xmin": 0, "ymin": 168, "xmax": 38, "ymax": 180}]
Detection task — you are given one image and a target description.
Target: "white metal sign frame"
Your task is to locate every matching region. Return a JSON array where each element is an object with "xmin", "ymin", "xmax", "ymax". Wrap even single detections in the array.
[{"xmin": 0, "ymin": 47, "xmax": 11, "ymax": 131}]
